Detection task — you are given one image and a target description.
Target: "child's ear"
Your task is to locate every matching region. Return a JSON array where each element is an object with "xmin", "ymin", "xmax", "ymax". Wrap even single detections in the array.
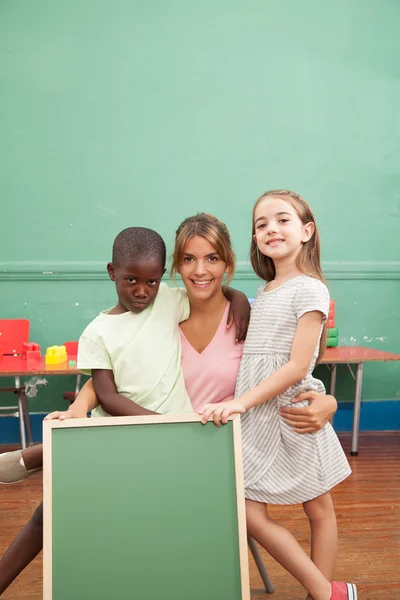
[
  {"xmin": 302, "ymin": 222, "xmax": 315, "ymax": 243},
  {"xmin": 107, "ymin": 262, "xmax": 116, "ymax": 281}
]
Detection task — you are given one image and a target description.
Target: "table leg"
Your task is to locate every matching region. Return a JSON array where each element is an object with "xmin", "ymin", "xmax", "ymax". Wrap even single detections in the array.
[
  {"xmin": 15, "ymin": 376, "xmax": 27, "ymax": 450},
  {"xmin": 351, "ymin": 363, "xmax": 363, "ymax": 456},
  {"xmin": 75, "ymin": 374, "xmax": 82, "ymax": 397},
  {"xmin": 21, "ymin": 391, "xmax": 33, "ymax": 446},
  {"xmin": 247, "ymin": 536, "xmax": 274, "ymax": 593},
  {"xmin": 329, "ymin": 363, "xmax": 337, "ymax": 426}
]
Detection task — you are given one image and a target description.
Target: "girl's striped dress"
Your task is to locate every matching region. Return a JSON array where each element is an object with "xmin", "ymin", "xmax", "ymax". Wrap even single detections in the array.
[{"xmin": 236, "ymin": 275, "xmax": 351, "ymax": 504}]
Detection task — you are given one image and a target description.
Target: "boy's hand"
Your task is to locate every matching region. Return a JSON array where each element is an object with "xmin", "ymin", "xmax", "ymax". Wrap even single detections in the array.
[
  {"xmin": 44, "ymin": 409, "xmax": 87, "ymax": 421},
  {"xmin": 226, "ymin": 291, "xmax": 251, "ymax": 342},
  {"xmin": 198, "ymin": 400, "xmax": 246, "ymax": 426}
]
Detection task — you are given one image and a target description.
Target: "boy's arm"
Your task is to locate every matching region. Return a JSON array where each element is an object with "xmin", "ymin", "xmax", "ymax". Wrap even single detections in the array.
[
  {"xmin": 92, "ymin": 369, "xmax": 158, "ymax": 416},
  {"xmin": 223, "ymin": 287, "xmax": 251, "ymax": 342},
  {"xmin": 78, "ymin": 325, "xmax": 157, "ymax": 417}
]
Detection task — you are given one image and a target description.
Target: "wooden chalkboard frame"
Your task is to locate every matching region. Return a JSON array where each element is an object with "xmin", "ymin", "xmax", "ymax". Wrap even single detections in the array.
[{"xmin": 43, "ymin": 414, "xmax": 250, "ymax": 600}]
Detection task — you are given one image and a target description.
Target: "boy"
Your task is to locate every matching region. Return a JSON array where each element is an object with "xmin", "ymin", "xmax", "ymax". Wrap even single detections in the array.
[
  {"xmin": 0, "ymin": 225, "xmax": 249, "ymax": 595},
  {"xmin": 77, "ymin": 226, "xmax": 193, "ymax": 418}
]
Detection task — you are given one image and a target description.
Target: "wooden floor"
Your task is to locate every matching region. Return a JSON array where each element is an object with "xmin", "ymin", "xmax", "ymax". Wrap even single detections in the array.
[{"xmin": 0, "ymin": 432, "xmax": 399, "ymax": 599}]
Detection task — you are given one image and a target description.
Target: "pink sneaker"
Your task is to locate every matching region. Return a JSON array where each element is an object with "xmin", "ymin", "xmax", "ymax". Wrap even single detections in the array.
[{"xmin": 331, "ymin": 582, "xmax": 357, "ymax": 600}]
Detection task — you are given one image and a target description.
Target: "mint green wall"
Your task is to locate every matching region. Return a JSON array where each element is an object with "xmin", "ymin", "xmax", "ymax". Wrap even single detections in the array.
[{"xmin": 0, "ymin": 0, "xmax": 399, "ymax": 413}]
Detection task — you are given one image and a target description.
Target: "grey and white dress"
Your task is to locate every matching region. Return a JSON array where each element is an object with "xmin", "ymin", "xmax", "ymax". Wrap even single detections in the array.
[{"xmin": 236, "ymin": 275, "xmax": 351, "ymax": 505}]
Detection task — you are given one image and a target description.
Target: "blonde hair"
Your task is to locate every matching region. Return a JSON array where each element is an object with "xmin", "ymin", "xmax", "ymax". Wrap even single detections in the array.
[
  {"xmin": 171, "ymin": 213, "xmax": 236, "ymax": 286},
  {"xmin": 250, "ymin": 189, "xmax": 327, "ymax": 361}
]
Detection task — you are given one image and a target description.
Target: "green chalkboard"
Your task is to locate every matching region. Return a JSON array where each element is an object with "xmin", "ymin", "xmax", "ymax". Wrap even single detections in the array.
[{"xmin": 43, "ymin": 415, "xmax": 249, "ymax": 600}]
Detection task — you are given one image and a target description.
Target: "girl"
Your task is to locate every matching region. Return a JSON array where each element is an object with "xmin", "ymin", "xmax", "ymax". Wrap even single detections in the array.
[{"xmin": 200, "ymin": 193, "xmax": 356, "ymax": 600}]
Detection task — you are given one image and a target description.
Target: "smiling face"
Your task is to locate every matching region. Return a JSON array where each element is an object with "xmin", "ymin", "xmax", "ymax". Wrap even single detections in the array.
[
  {"xmin": 107, "ymin": 259, "xmax": 165, "ymax": 314},
  {"xmin": 254, "ymin": 196, "xmax": 314, "ymax": 263},
  {"xmin": 177, "ymin": 235, "xmax": 228, "ymax": 302}
]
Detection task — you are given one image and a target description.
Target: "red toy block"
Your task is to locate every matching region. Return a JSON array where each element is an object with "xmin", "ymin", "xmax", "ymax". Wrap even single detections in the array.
[
  {"xmin": 327, "ymin": 318, "xmax": 335, "ymax": 328},
  {"xmin": 63, "ymin": 341, "xmax": 78, "ymax": 355},
  {"xmin": 22, "ymin": 342, "xmax": 41, "ymax": 359},
  {"xmin": 330, "ymin": 299, "xmax": 335, "ymax": 309}
]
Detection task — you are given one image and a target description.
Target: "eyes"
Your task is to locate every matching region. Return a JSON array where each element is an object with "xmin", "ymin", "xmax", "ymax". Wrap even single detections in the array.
[
  {"xmin": 256, "ymin": 218, "xmax": 289, "ymax": 230},
  {"xmin": 183, "ymin": 255, "xmax": 219, "ymax": 263},
  {"xmin": 126, "ymin": 278, "xmax": 159, "ymax": 286}
]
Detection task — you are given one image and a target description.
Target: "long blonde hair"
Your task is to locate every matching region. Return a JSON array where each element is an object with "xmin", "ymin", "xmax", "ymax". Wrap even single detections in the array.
[
  {"xmin": 250, "ymin": 189, "xmax": 327, "ymax": 361},
  {"xmin": 171, "ymin": 213, "xmax": 236, "ymax": 285}
]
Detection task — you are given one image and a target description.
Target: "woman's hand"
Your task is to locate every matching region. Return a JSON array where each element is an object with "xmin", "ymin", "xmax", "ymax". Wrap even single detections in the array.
[
  {"xmin": 44, "ymin": 408, "xmax": 87, "ymax": 421},
  {"xmin": 279, "ymin": 391, "xmax": 337, "ymax": 434},
  {"xmin": 198, "ymin": 399, "xmax": 246, "ymax": 426}
]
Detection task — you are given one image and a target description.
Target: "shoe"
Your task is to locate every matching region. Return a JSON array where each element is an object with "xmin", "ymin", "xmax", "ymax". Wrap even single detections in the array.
[
  {"xmin": 0, "ymin": 450, "xmax": 41, "ymax": 484},
  {"xmin": 331, "ymin": 582, "xmax": 357, "ymax": 600}
]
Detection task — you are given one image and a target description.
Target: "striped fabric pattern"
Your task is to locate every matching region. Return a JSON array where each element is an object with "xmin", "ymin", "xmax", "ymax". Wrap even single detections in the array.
[{"xmin": 236, "ymin": 275, "xmax": 351, "ymax": 505}]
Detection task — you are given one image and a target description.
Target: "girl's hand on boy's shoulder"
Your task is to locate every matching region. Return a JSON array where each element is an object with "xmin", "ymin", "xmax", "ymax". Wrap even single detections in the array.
[{"xmin": 198, "ymin": 400, "xmax": 246, "ymax": 426}]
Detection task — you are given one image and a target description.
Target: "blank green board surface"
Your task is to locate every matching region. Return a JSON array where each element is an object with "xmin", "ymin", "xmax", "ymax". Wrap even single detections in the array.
[{"xmin": 47, "ymin": 418, "xmax": 247, "ymax": 600}]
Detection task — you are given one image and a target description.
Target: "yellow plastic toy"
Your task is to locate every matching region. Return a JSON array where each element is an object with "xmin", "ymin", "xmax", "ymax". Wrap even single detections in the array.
[{"xmin": 45, "ymin": 345, "xmax": 67, "ymax": 365}]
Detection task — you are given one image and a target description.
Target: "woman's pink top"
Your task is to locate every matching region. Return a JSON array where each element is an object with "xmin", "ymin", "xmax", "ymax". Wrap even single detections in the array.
[{"xmin": 180, "ymin": 303, "xmax": 243, "ymax": 411}]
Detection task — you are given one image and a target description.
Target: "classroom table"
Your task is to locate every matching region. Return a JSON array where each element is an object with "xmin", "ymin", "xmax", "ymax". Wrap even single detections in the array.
[
  {"xmin": 0, "ymin": 355, "xmax": 79, "ymax": 448},
  {"xmin": 1, "ymin": 348, "xmax": 400, "ymax": 455},
  {"xmin": 320, "ymin": 346, "xmax": 400, "ymax": 455}
]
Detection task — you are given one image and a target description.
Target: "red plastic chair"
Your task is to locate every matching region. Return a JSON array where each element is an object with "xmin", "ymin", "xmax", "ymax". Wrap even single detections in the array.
[
  {"xmin": 0, "ymin": 319, "xmax": 33, "ymax": 448},
  {"xmin": 0, "ymin": 319, "xmax": 30, "ymax": 355}
]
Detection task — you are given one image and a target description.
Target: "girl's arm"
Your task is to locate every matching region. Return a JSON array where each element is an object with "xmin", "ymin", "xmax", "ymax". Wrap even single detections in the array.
[
  {"xmin": 241, "ymin": 311, "xmax": 324, "ymax": 410},
  {"xmin": 44, "ymin": 378, "xmax": 99, "ymax": 420},
  {"xmin": 199, "ymin": 310, "xmax": 324, "ymax": 424}
]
